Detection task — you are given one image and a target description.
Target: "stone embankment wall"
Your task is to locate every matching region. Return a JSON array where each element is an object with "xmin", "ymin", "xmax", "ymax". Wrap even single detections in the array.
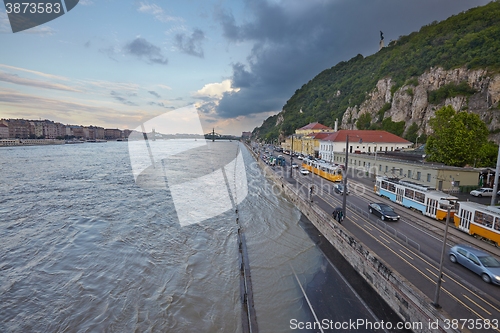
[{"xmin": 247, "ymin": 144, "xmax": 462, "ymax": 333}]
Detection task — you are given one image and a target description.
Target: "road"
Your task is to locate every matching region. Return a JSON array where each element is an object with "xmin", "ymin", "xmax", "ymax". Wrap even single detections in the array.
[{"xmin": 261, "ymin": 147, "xmax": 500, "ymax": 333}]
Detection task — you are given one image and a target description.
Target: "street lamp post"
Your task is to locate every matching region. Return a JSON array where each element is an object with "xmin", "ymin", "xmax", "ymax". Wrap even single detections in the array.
[{"xmin": 432, "ymin": 204, "xmax": 451, "ymax": 308}]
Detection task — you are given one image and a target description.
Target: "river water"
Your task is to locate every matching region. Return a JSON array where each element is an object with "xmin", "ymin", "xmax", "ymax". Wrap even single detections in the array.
[{"xmin": 0, "ymin": 140, "xmax": 380, "ymax": 332}]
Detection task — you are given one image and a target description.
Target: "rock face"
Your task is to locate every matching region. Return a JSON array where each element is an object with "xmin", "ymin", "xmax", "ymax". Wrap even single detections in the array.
[{"xmin": 341, "ymin": 67, "xmax": 500, "ymax": 141}]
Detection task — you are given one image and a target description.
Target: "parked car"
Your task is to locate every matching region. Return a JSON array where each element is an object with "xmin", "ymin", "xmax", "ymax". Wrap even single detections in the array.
[
  {"xmin": 449, "ymin": 244, "xmax": 500, "ymax": 285},
  {"xmin": 299, "ymin": 168, "xmax": 310, "ymax": 175},
  {"xmin": 470, "ymin": 188, "xmax": 494, "ymax": 197},
  {"xmin": 368, "ymin": 203, "xmax": 400, "ymax": 221},
  {"xmin": 291, "ymin": 163, "xmax": 299, "ymax": 168},
  {"xmin": 334, "ymin": 183, "xmax": 350, "ymax": 195}
]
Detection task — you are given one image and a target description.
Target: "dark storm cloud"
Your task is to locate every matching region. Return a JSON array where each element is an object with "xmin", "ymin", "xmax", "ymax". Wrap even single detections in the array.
[
  {"xmin": 148, "ymin": 90, "xmax": 161, "ymax": 98},
  {"xmin": 214, "ymin": 0, "xmax": 490, "ymax": 118},
  {"xmin": 175, "ymin": 29, "xmax": 205, "ymax": 58},
  {"xmin": 124, "ymin": 37, "xmax": 168, "ymax": 65}
]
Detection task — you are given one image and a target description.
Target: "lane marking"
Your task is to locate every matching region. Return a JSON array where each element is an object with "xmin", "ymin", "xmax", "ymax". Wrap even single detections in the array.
[
  {"xmin": 462, "ymin": 293, "xmax": 492, "ymax": 316},
  {"xmin": 290, "ymin": 265, "xmax": 325, "ymax": 333}
]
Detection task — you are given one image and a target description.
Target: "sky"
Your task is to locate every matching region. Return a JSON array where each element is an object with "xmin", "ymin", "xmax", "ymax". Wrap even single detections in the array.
[{"xmin": 0, "ymin": 0, "xmax": 492, "ymax": 136}]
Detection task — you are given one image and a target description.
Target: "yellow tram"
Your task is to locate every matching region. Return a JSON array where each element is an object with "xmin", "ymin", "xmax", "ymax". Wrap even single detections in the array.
[
  {"xmin": 454, "ymin": 201, "xmax": 500, "ymax": 246},
  {"xmin": 301, "ymin": 158, "xmax": 342, "ymax": 182}
]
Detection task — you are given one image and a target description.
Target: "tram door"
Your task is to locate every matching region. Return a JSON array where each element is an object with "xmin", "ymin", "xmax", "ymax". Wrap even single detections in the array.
[
  {"xmin": 396, "ymin": 188, "xmax": 404, "ymax": 204},
  {"xmin": 426, "ymin": 198, "xmax": 437, "ymax": 218},
  {"xmin": 458, "ymin": 209, "xmax": 472, "ymax": 233}
]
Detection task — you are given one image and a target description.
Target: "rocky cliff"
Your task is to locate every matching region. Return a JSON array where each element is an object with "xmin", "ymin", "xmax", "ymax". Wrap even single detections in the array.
[{"xmin": 341, "ymin": 67, "xmax": 500, "ymax": 141}]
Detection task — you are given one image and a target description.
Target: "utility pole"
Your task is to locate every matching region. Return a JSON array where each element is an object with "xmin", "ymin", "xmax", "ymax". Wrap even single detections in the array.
[
  {"xmin": 491, "ymin": 145, "xmax": 500, "ymax": 206},
  {"xmin": 433, "ymin": 205, "xmax": 451, "ymax": 308},
  {"xmin": 342, "ymin": 135, "xmax": 349, "ymax": 219},
  {"xmin": 290, "ymin": 135, "xmax": 294, "ymax": 178}
]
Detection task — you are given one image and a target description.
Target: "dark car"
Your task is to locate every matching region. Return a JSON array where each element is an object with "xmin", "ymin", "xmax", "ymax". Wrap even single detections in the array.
[
  {"xmin": 368, "ymin": 203, "xmax": 400, "ymax": 221},
  {"xmin": 449, "ymin": 244, "xmax": 500, "ymax": 285},
  {"xmin": 334, "ymin": 183, "xmax": 350, "ymax": 195}
]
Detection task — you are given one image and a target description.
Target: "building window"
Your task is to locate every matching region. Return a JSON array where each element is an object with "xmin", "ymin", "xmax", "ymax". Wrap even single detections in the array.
[
  {"xmin": 391, "ymin": 147, "xmax": 393, "ymax": 151},
  {"xmin": 400, "ymin": 169, "xmax": 403, "ymax": 176},
  {"xmin": 408, "ymin": 170, "xmax": 412, "ymax": 178},
  {"xmin": 417, "ymin": 172, "xmax": 421, "ymax": 180},
  {"xmin": 379, "ymin": 164, "xmax": 382, "ymax": 171},
  {"xmin": 385, "ymin": 165, "xmax": 388, "ymax": 172},
  {"xmin": 427, "ymin": 173, "xmax": 431, "ymax": 182}
]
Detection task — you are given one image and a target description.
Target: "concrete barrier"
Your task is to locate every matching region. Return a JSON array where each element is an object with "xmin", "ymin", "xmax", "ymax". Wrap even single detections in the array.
[{"xmin": 246, "ymin": 144, "xmax": 461, "ymax": 333}]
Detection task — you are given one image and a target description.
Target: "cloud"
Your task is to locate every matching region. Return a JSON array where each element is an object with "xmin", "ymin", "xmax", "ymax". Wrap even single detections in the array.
[
  {"xmin": 137, "ymin": 2, "xmax": 180, "ymax": 23},
  {"xmin": 110, "ymin": 90, "xmax": 137, "ymax": 106},
  {"xmin": 193, "ymin": 79, "xmax": 239, "ymax": 100},
  {"xmin": 148, "ymin": 101, "xmax": 175, "ymax": 109},
  {"xmin": 0, "ymin": 71, "xmax": 81, "ymax": 92},
  {"xmin": 0, "ymin": 90, "xmax": 118, "ymax": 115},
  {"xmin": 213, "ymin": 0, "xmax": 491, "ymax": 119},
  {"xmin": 124, "ymin": 37, "xmax": 168, "ymax": 65},
  {"xmin": 0, "ymin": 64, "xmax": 70, "ymax": 80},
  {"xmin": 175, "ymin": 28, "xmax": 205, "ymax": 58},
  {"xmin": 148, "ymin": 90, "xmax": 161, "ymax": 98}
]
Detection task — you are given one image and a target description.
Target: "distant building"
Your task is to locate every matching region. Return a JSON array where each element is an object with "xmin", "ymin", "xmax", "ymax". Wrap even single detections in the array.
[
  {"xmin": 105, "ymin": 128, "xmax": 123, "ymax": 140},
  {"xmin": 0, "ymin": 123, "xmax": 9, "ymax": 139},
  {"xmin": 241, "ymin": 131, "xmax": 252, "ymax": 139},
  {"xmin": 30, "ymin": 120, "xmax": 66, "ymax": 139},
  {"xmin": 3, "ymin": 119, "xmax": 33, "ymax": 139},
  {"xmin": 283, "ymin": 122, "xmax": 335, "ymax": 157}
]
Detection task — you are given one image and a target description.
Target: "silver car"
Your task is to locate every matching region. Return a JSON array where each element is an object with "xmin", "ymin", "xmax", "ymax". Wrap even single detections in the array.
[{"xmin": 449, "ymin": 244, "xmax": 500, "ymax": 285}]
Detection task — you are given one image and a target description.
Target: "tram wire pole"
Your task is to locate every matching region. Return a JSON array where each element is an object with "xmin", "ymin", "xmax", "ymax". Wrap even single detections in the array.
[
  {"xmin": 432, "ymin": 204, "xmax": 451, "ymax": 308},
  {"xmin": 490, "ymin": 144, "xmax": 500, "ymax": 206},
  {"xmin": 290, "ymin": 135, "xmax": 293, "ymax": 179},
  {"xmin": 342, "ymin": 135, "xmax": 349, "ymax": 220}
]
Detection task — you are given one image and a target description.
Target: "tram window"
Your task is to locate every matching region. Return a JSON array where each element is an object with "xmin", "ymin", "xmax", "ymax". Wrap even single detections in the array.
[
  {"xmin": 388, "ymin": 183, "xmax": 396, "ymax": 192},
  {"xmin": 414, "ymin": 191, "xmax": 425, "ymax": 203},
  {"xmin": 495, "ymin": 218, "xmax": 500, "ymax": 231},
  {"xmin": 381, "ymin": 181, "xmax": 388, "ymax": 190},
  {"xmin": 475, "ymin": 211, "xmax": 494, "ymax": 228},
  {"xmin": 405, "ymin": 189, "xmax": 414, "ymax": 199}
]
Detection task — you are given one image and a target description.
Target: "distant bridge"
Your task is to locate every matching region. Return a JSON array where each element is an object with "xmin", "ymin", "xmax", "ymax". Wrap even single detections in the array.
[{"xmin": 204, "ymin": 129, "xmax": 240, "ymax": 141}]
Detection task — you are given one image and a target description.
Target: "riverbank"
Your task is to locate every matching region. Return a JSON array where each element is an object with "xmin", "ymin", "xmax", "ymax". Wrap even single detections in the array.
[{"xmin": 0, "ymin": 139, "xmax": 66, "ymax": 147}]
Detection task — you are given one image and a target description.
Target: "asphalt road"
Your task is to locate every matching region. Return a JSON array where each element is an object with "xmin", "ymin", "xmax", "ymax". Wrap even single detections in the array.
[{"xmin": 260, "ymin": 148, "xmax": 500, "ymax": 333}]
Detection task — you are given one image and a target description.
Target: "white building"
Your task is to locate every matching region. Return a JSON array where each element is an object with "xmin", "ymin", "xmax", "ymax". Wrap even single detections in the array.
[{"xmin": 319, "ymin": 130, "xmax": 412, "ymax": 163}]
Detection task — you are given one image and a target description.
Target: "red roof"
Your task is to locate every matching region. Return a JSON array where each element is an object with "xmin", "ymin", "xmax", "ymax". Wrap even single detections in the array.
[
  {"xmin": 307, "ymin": 132, "xmax": 332, "ymax": 140},
  {"xmin": 298, "ymin": 122, "xmax": 332, "ymax": 131},
  {"xmin": 321, "ymin": 130, "xmax": 410, "ymax": 144}
]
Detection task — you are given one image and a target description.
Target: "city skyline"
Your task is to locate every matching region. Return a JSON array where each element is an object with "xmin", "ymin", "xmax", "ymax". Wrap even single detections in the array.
[{"xmin": 0, "ymin": 0, "xmax": 492, "ymax": 135}]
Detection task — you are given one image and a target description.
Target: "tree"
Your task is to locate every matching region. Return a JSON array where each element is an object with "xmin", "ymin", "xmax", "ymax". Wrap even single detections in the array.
[
  {"xmin": 425, "ymin": 105, "xmax": 488, "ymax": 166},
  {"xmin": 404, "ymin": 122, "xmax": 419, "ymax": 143},
  {"xmin": 356, "ymin": 113, "xmax": 372, "ymax": 130}
]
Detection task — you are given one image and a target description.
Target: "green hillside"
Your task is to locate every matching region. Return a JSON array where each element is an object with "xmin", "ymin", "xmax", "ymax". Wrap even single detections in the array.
[{"xmin": 253, "ymin": 0, "xmax": 500, "ymax": 142}]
